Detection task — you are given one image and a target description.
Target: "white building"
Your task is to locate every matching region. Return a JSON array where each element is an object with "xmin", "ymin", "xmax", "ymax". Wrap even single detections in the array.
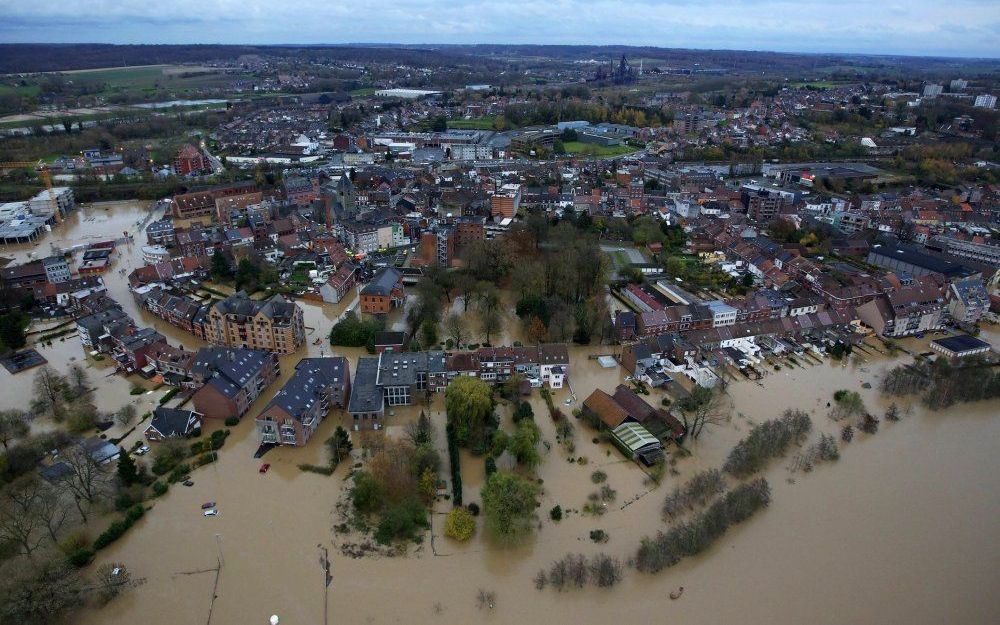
[{"xmin": 974, "ymin": 94, "xmax": 997, "ymax": 109}]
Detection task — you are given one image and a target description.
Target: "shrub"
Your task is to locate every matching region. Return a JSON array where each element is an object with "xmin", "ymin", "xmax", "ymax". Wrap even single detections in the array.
[
  {"xmin": 224, "ymin": 416, "xmax": 240, "ymax": 427},
  {"xmin": 351, "ymin": 471, "xmax": 385, "ymax": 514},
  {"xmin": 190, "ymin": 440, "xmax": 205, "ymax": 455},
  {"xmin": 540, "ymin": 553, "xmax": 621, "ymax": 591},
  {"xmin": 443, "ymin": 507, "xmax": 476, "ymax": 541},
  {"xmin": 589, "ymin": 529, "xmax": 608, "ymax": 543},
  {"xmin": 466, "ymin": 502, "xmax": 480, "ymax": 516},
  {"xmin": 374, "ymin": 498, "xmax": 428, "ymax": 545},
  {"xmin": 167, "ymin": 463, "xmax": 191, "ymax": 483},
  {"xmin": 158, "ymin": 388, "xmax": 180, "ymax": 405},
  {"xmin": 193, "ymin": 452, "xmax": 217, "ymax": 467},
  {"xmin": 298, "ymin": 463, "xmax": 335, "ymax": 475},
  {"xmin": 67, "ymin": 547, "xmax": 95, "ymax": 567},
  {"xmin": 125, "ymin": 504, "xmax": 145, "ymax": 523},
  {"xmin": 152, "ymin": 481, "xmax": 168, "ymax": 496},
  {"xmin": 590, "ymin": 470, "xmax": 607, "ymax": 484},
  {"xmin": 129, "ymin": 385, "xmax": 145, "ymax": 396},
  {"xmin": 549, "ymin": 505, "xmax": 563, "ymax": 521}
]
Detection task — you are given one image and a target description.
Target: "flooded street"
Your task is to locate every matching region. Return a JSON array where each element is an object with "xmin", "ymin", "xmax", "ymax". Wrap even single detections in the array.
[{"xmin": 2, "ymin": 201, "xmax": 997, "ymax": 624}]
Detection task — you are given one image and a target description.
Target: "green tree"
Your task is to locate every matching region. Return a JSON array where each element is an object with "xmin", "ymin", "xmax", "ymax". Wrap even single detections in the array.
[
  {"xmin": 445, "ymin": 376, "xmax": 495, "ymax": 451},
  {"xmin": 210, "ymin": 252, "xmax": 233, "ymax": 282},
  {"xmin": 443, "ymin": 506, "xmax": 476, "ymax": 541},
  {"xmin": 234, "ymin": 258, "xmax": 261, "ymax": 292},
  {"xmin": 481, "ymin": 471, "xmax": 541, "ymax": 539},
  {"xmin": 116, "ymin": 448, "xmax": 138, "ymax": 486},
  {"xmin": 0, "ymin": 312, "xmax": 28, "ymax": 352},
  {"xmin": 508, "ymin": 420, "xmax": 541, "ymax": 468},
  {"xmin": 326, "ymin": 426, "xmax": 353, "ymax": 465}
]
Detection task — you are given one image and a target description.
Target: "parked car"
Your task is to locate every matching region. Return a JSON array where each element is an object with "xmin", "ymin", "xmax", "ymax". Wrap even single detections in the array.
[
  {"xmin": 135, "ymin": 445, "xmax": 150, "ymax": 456},
  {"xmin": 259, "ymin": 463, "xmax": 271, "ymax": 474},
  {"xmin": 203, "ymin": 508, "xmax": 218, "ymax": 517}
]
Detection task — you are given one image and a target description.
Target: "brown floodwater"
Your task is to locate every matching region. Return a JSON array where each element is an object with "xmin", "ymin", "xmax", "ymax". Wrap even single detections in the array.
[{"xmin": 4, "ymin": 202, "xmax": 998, "ymax": 624}]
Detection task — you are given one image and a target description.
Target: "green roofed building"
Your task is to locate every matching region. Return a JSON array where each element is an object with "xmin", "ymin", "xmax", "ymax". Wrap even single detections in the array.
[{"xmin": 611, "ymin": 422, "xmax": 664, "ymax": 466}]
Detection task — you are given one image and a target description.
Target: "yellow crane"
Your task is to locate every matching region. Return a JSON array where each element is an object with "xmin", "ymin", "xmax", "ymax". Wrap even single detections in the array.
[{"xmin": 0, "ymin": 160, "xmax": 62, "ymax": 223}]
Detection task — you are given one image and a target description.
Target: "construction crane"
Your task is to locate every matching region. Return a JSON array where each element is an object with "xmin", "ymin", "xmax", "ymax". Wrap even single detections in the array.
[{"xmin": 0, "ymin": 160, "xmax": 62, "ymax": 223}]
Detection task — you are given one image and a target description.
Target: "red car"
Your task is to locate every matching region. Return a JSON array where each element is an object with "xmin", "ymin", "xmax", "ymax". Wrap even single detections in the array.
[{"xmin": 259, "ymin": 463, "xmax": 270, "ymax": 474}]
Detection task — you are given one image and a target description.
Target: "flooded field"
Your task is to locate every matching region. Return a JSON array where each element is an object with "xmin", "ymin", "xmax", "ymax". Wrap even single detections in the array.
[
  {"xmin": 2, "ymin": 201, "xmax": 997, "ymax": 624},
  {"xmin": 72, "ymin": 343, "xmax": 999, "ymax": 625}
]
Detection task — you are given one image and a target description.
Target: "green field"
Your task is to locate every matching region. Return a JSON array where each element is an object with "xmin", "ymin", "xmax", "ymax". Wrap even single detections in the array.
[
  {"xmin": 349, "ymin": 87, "xmax": 376, "ymax": 97},
  {"xmin": 447, "ymin": 116, "xmax": 496, "ymax": 130},
  {"xmin": 562, "ymin": 141, "xmax": 637, "ymax": 157}
]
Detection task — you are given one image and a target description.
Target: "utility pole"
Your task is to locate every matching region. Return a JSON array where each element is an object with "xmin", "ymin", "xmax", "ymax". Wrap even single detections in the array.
[{"xmin": 215, "ymin": 533, "xmax": 224, "ymax": 566}]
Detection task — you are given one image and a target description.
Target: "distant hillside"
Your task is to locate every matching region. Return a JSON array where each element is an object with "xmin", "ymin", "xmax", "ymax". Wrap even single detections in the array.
[
  {"xmin": 1, "ymin": 43, "xmax": 996, "ymax": 77},
  {"xmin": 0, "ymin": 44, "xmax": 486, "ymax": 74}
]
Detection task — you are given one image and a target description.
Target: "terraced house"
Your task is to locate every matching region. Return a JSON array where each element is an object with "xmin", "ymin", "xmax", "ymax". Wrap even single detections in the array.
[
  {"xmin": 205, "ymin": 291, "xmax": 305, "ymax": 354},
  {"xmin": 256, "ymin": 357, "xmax": 351, "ymax": 446}
]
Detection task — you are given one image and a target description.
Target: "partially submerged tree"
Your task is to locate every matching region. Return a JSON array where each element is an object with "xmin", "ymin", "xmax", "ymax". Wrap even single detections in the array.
[
  {"xmin": 676, "ymin": 385, "xmax": 730, "ymax": 440},
  {"xmin": 0, "ymin": 409, "xmax": 30, "ymax": 450},
  {"xmin": 481, "ymin": 471, "xmax": 541, "ymax": 539}
]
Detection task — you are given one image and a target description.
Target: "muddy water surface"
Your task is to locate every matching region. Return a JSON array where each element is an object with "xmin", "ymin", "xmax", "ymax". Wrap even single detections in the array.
[{"xmin": 4, "ymin": 203, "xmax": 997, "ymax": 624}]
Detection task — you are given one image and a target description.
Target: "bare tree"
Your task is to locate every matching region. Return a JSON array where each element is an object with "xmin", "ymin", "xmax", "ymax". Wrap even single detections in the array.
[
  {"xmin": 677, "ymin": 385, "xmax": 730, "ymax": 440},
  {"xmin": 479, "ymin": 307, "xmax": 502, "ymax": 346},
  {"xmin": 476, "ymin": 588, "xmax": 496, "ymax": 610},
  {"xmin": 31, "ymin": 366, "xmax": 68, "ymax": 420},
  {"xmin": 0, "ymin": 555, "xmax": 85, "ymax": 623},
  {"xmin": 94, "ymin": 562, "xmax": 143, "ymax": 604},
  {"xmin": 0, "ymin": 409, "xmax": 30, "ymax": 450},
  {"xmin": 57, "ymin": 442, "xmax": 109, "ymax": 523},
  {"xmin": 0, "ymin": 479, "xmax": 45, "ymax": 556},
  {"xmin": 35, "ymin": 485, "xmax": 71, "ymax": 543},
  {"xmin": 68, "ymin": 363, "xmax": 90, "ymax": 395},
  {"xmin": 444, "ymin": 312, "xmax": 468, "ymax": 347},
  {"xmin": 115, "ymin": 405, "xmax": 137, "ymax": 428}
]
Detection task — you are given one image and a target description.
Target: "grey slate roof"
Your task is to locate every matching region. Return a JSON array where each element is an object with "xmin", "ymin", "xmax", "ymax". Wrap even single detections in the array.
[
  {"xmin": 264, "ymin": 357, "xmax": 348, "ymax": 422},
  {"xmin": 360, "ymin": 267, "xmax": 402, "ymax": 297},
  {"xmin": 191, "ymin": 347, "xmax": 272, "ymax": 399},
  {"xmin": 348, "ymin": 357, "xmax": 383, "ymax": 414}
]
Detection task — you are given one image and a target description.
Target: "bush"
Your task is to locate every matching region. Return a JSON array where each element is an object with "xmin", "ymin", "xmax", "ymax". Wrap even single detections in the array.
[
  {"xmin": 374, "ymin": 498, "xmax": 428, "ymax": 545},
  {"xmin": 444, "ymin": 507, "xmax": 476, "ymax": 541},
  {"xmin": 549, "ymin": 505, "xmax": 563, "ymax": 521},
  {"xmin": 224, "ymin": 416, "xmax": 240, "ymax": 427},
  {"xmin": 193, "ymin": 452, "xmax": 217, "ymax": 467},
  {"xmin": 298, "ymin": 463, "xmax": 335, "ymax": 475},
  {"xmin": 67, "ymin": 547, "xmax": 95, "ymax": 567},
  {"xmin": 129, "ymin": 385, "xmax": 145, "ymax": 396},
  {"xmin": 589, "ymin": 529, "xmax": 608, "ymax": 543},
  {"xmin": 538, "ymin": 553, "xmax": 622, "ymax": 591},
  {"xmin": 152, "ymin": 481, "xmax": 168, "ymax": 496},
  {"xmin": 125, "ymin": 504, "xmax": 145, "ymax": 523},
  {"xmin": 351, "ymin": 471, "xmax": 385, "ymax": 514},
  {"xmin": 158, "ymin": 388, "xmax": 180, "ymax": 405},
  {"xmin": 167, "ymin": 463, "xmax": 191, "ymax": 483},
  {"xmin": 590, "ymin": 470, "xmax": 607, "ymax": 484},
  {"xmin": 466, "ymin": 502, "xmax": 480, "ymax": 516}
]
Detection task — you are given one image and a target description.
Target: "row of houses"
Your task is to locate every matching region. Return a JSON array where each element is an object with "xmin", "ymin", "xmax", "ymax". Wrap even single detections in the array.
[{"xmin": 348, "ymin": 344, "xmax": 570, "ymax": 428}]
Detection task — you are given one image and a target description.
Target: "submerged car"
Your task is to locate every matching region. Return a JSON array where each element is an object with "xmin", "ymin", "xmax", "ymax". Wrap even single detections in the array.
[
  {"xmin": 203, "ymin": 508, "xmax": 218, "ymax": 517},
  {"xmin": 259, "ymin": 463, "xmax": 271, "ymax": 474}
]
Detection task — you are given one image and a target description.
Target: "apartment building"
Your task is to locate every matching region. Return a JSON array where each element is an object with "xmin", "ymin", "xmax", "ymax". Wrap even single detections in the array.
[
  {"xmin": 256, "ymin": 357, "xmax": 351, "ymax": 446},
  {"xmin": 190, "ymin": 347, "xmax": 280, "ymax": 420},
  {"xmin": 205, "ymin": 291, "xmax": 305, "ymax": 354}
]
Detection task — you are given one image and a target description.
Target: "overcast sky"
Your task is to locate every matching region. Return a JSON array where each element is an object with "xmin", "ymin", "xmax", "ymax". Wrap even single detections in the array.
[{"xmin": 1, "ymin": 0, "xmax": 998, "ymax": 58}]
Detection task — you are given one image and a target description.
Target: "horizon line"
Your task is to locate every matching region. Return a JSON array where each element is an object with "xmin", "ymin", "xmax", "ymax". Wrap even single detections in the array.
[{"xmin": 1, "ymin": 41, "xmax": 998, "ymax": 62}]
